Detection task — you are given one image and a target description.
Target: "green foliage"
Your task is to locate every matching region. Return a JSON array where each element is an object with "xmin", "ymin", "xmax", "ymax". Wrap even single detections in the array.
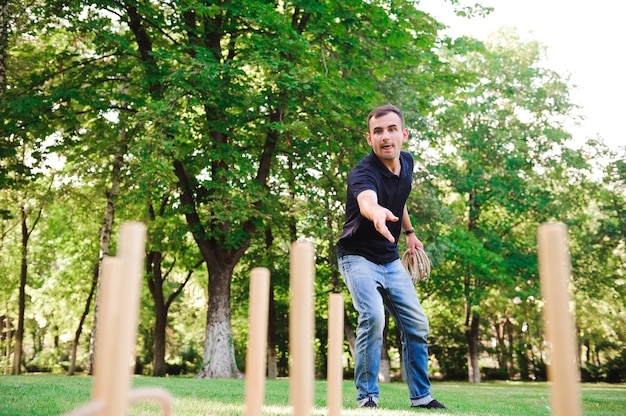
[{"xmin": 426, "ymin": 298, "xmax": 468, "ymax": 380}]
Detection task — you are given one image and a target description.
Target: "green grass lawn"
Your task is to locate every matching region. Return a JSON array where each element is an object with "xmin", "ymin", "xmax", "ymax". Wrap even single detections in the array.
[{"xmin": 0, "ymin": 375, "xmax": 624, "ymax": 415}]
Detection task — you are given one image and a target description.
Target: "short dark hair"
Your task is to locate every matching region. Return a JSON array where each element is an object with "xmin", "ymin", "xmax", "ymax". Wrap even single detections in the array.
[{"xmin": 367, "ymin": 104, "xmax": 404, "ymax": 131}]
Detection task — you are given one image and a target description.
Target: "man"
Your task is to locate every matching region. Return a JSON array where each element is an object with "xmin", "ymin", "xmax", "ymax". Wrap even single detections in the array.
[{"xmin": 337, "ymin": 104, "xmax": 445, "ymax": 410}]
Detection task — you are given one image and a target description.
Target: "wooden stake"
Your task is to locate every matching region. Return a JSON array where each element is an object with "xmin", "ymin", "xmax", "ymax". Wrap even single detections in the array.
[
  {"xmin": 537, "ymin": 222, "xmax": 581, "ymax": 416},
  {"xmin": 245, "ymin": 267, "xmax": 271, "ymax": 416},
  {"xmin": 90, "ymin": 222, "xmax": 146, "ymax": 416},
  {"xmin": 68, "ymin": 222, "xmax": 172, "ymax": 416},
  {"xmin": 92, "ymin": 256, "xmax": 122, "ymax": 410},
  {"xmin": 289, "ymin": 240, "xmax": 315, "ymax": 416},
  {"xmin": 327, "ymin": 293, "xmax": 344, "ymax": 416}
]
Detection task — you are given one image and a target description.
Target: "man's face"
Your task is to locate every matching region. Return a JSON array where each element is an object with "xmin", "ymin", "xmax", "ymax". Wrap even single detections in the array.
[{"xmin": 366, "ymin": 112, "xmax": 409, "ymax": 162}]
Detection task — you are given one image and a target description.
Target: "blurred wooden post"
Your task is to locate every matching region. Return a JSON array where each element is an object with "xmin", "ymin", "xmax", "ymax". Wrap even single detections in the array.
[
  {"xmin": 91, "ymin": 256, "xmax": 122, "ymax": 410},
  {"xmin": 245, "ymin": 267, "xmax": 271, "ymax": 416},
  {"xmin": 67, "ymin": 222, "xmax": 171, "ymax": 416},
  {"xmin": 537, "ymin": 222, "xmax": 581, "ymax": 416},
  {"xmin": 327, "ymin": 293, "xmax": 344, "ymax": 416},
  {"xmin": 289, "ymin": 240, "xmax": 315, "ymax": 416},
  {"xmin": 92, "ymin": 222, "xmax": 146, "ymax": 416}
]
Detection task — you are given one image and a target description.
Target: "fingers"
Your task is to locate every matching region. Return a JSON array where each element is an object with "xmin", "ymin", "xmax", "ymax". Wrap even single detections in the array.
[
  {"xmin": 378, "ymin": 226, "xmax": 395, "ymax": 243},
  {"xmin": 373, "ymin": 209, "xmax": 398, "ymax": 243},
  {"xmin": 406, "ymin": 235, "xmax": 424, "ymax": 254},
  {"xmin": 374, "ymin": 218, "xmax": 395, "ymax": 243}
]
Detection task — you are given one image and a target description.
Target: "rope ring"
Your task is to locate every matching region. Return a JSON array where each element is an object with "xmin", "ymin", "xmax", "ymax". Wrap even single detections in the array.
[{"xmin": 401, "ymin": 248, "xmax": 431, "ymax": 285}]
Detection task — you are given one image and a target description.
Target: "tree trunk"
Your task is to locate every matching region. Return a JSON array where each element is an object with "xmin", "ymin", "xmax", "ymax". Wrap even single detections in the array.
[
  {"xmin": 0, "ymin": 0, "xmax": 7, "ymax": 88},
  {"xmin": 465, "ymin": 311, "xmax": 481, "ymax": 383},
  {"xmin": 174, "ymin": 160, "xmax": 249, "ymax": 379},
  {"xmin": 149, "ymin": 250, "xmax": 168, "ymax": 377},
  {"xmin": 267, "ymin": 282, "xmax": 277, "ymax": 379},
  {"xmin": 494, "ymin": 314, "xmax": 513, "ymax": 377},
  {"xmin": 195, "ymin": 258, "xmax": 242, "ymax": 378},
  {"xmin": 494, "ymin": 320, "xmax": 504, "ymax": 368},
  {"xmin": 3, "ymin": 305, "xmax": 10, "ymax": 375},
  {"xmin": 506, "ymin": 316, "xmax": 514, "ymax": 378},
  {"xmin": 67, "ymin": 263, "xmax": 98, "ymax": 375},
  {"xmin": 263, "ymin": 228, "xmax": 277, "ymax": 379},
  {"xmin": 146, "ymin": 197, "xmax": 197, "ymax": 377},
  {"xmin": 86, "ymin": 121, "xmax": 126, "ymax": 374},
  {"xmin": 465, "ymin": 188, "xmax": 481, "ymax": 383},
  {"xmin": 149, "ymin": 256, "xmax": 196, "ymax": 377},
  {"xmin": 12, "ymin": 206, "xmax": 27, "ymax": 375}
]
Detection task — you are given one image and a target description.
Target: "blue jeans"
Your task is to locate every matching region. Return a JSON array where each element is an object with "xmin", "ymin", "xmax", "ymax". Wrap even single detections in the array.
[{"xmin": 338, "ymin": 255, "xmax": 432, "ymax": 406}]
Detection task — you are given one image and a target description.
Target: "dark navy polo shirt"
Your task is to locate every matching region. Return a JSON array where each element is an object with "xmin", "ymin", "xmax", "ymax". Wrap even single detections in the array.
[{"xmin": 337, "ymin": 150, "xmax": 414, "ymax": 264}]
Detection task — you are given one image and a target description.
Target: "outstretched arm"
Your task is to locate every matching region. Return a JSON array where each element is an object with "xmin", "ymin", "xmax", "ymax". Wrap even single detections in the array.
[{"xmin": 357, "ymin": 190, "xmax": 399, "ymax": 243}]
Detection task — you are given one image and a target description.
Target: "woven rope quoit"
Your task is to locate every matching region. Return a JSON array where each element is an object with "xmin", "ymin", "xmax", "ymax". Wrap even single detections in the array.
[{"xmin": 401, "ymin": 248, "xmax": 431, "ymax": 285}]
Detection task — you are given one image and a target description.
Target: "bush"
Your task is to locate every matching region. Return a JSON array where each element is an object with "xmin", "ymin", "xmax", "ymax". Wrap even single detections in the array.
[
  {"xmin": 26, "ymin": 351, "xmax": 66, "ymax": 373},
  {"xmin": 604, "ymin": 352, "xmax": 626, "ymax": 383},
  {"xmin": 430, "ymin": 344, "xmax": 467, "ymax": 381},
  {"xmin": 580, "ymin": 363, "xmax": 605, "ymax": 382},
  {"xmin": 482, "ymin": 367, "xmax": 509, "ymax": 380}
]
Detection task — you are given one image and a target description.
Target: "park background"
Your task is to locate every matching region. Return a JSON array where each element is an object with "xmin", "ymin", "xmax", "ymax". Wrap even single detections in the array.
[{"xmin": 1, "ymin": 0, "xmax": 625, "ymax": 394}]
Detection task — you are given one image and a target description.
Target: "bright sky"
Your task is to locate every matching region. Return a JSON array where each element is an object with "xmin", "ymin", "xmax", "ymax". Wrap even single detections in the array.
[{"xmin": 420, "ymin": 0, "xmax": 625, "ymax": 152}]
